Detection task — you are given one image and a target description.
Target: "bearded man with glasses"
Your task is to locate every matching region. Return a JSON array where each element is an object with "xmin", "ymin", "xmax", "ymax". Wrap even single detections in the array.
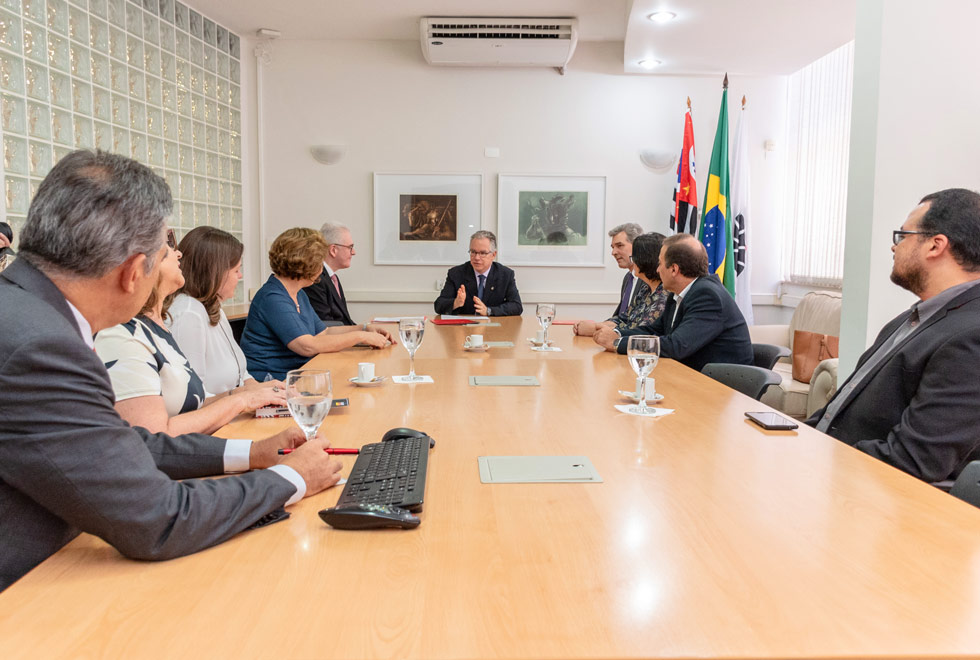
[
  {"xmin": 434, "ymin": 230, "xmax": 523, "ymax": 317},
  {"xmin": 808, "ymin": 188, "xmax": 980, "ymax": 484}
]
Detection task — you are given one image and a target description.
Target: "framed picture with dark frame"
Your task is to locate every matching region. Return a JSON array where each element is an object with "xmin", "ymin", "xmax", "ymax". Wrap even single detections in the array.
[
  {"xmin": 373, "ymin": 173, "xmax": 483, "ymax": 265},
  {"xmin": 497, "ymin": 174, "xmax": 606, "ymax": 267}
]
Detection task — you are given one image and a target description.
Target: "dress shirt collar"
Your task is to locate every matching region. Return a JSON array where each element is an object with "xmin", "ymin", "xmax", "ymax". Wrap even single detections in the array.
[
  {"xmin": 65, "ymin": 299, "xmax": 95, "ymax": 349},
  {"xmin": 474, "ymin": 262, "xmax": 493, "ymax": 278},
  {"xmin": 323, "ymin": 262, "xmax": 336, "ymax": 279},
  {"xmin": 915, "ymin": 277, "xmax": 980, "ymax": 326},
  {"xmin": 672, "ymin": 278, "xmax": 696, "ymax": 304}
]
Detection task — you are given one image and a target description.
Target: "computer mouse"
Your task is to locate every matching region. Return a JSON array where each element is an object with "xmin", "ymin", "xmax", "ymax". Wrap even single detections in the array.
[
  {"xmin": 382, "ymin": 427, "xmax": 435, "ymax": 448},
  {"xmin": 318, "ymin": 504, "xmax": 421, "ymax": 530}
]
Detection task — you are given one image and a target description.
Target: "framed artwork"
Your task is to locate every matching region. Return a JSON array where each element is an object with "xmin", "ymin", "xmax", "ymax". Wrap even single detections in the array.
[
  {"xmin": 373, "ymin": 173, "xmax": 483, "ymax": 265},
  {"xmin": 497, "ymin": 174, "xmax": 606, "ymax": 267}
]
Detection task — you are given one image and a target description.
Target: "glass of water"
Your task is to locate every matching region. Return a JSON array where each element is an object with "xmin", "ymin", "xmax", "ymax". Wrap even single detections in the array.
[
  {"xmin": 535, "ymin": 303, "xmax": 556, "ymax": 345},
  {"xmin": 398, "ymin": 317, "xmax": 425, "ymax": 382},
  {"xmin": 285, "ymin": 369, "xmax": 332, "ymax": 442},
  {"xmin": 627, "ymin": 335, "xmax": 660, "ymax": 415}
]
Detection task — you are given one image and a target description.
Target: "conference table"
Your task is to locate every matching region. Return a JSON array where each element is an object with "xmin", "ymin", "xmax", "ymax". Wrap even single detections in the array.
[{"xmin": 3, "ymin": 316, "xmax": 980, "ymax": 659}]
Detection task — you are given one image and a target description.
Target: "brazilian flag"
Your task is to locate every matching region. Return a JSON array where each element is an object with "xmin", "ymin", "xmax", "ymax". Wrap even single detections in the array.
[{"xmin": 698, "ymin": 77, "xmax": 736, "ymax": 297}]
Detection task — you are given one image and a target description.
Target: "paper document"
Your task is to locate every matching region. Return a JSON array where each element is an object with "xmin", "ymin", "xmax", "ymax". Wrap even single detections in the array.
[
  {"xmin": 469, "ymin": 375, "xmax": 539, "ymax": 387},
  {"xmin": 478, "ymin": 456, "xmax": 603, "ymax": 483},
  {"xmin": 441, "ymin": 314, "xmax": 490, "ymax": 321}
]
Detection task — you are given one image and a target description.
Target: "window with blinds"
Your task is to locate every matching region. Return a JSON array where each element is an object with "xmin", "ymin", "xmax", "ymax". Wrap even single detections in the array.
[{"xmin": 783, "ymin": 42, "xmax": 854, "ymax": 287}]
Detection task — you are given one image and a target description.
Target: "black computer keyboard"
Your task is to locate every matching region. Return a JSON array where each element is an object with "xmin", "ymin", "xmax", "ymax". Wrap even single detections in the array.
[{"xmin": 335, "ymin": 435, "xmax": 430, "ymax": 512}]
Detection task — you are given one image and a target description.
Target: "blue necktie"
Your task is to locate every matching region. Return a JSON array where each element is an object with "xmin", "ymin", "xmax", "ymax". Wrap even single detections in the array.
[{"xmin": 477, "ymin": 274, "xmax": 486, "ymax": 299}]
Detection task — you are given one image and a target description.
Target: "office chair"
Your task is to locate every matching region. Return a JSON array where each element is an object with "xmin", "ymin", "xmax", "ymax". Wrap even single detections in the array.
[
  {"xmin": 702, "ymin": 363, "xmax": 782, "ymax": 401},
  {"xmin": 752, "ymin": 343, "xmax": 791, "ymax": 370},
  {"xmin": 950, "ymin": 461, "xmax": 980, "ymax": 508}
]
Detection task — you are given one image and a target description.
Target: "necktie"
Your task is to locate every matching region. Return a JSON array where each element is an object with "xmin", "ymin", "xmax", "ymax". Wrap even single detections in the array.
[
  {"xmin": 618, "ymin": 279, "xmax": 633, "ymax": 316},
  {"xmin": 477, "ymin": 274, "xmax": 486, "ymax": 299},
  {"xmin": 330, "ymin": 274, "xmax": 341, "ymax": 296}
]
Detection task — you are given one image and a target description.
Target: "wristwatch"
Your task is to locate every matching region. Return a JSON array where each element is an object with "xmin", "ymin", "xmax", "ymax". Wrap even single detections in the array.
[{"xmin": 613, "ymin": 337, "xmax": 623, "ymax": 350}]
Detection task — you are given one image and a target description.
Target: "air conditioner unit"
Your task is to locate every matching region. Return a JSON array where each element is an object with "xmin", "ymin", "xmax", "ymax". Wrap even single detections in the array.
[{"xmin": 420, "ymin": 17, "xmax": 579, "ymax": 73}]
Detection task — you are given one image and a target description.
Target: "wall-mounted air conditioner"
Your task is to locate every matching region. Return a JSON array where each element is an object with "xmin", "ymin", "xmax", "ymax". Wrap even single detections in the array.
[{"xmin": 420, "ymin": 17, "xmax": 579, "ymax": 74}]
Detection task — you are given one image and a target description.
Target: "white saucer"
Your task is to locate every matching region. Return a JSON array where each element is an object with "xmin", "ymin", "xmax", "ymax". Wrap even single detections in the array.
[
  {"xmin": 349, "ymin": 376, "xmax": 387, "ymax": 387},
  {"xmin": 463, "ymin": 343, "xmax": 489, "ymax": 352},
  {"xmin": 618, "ymin": 389, "xmax": 664, "ymax": 402}
]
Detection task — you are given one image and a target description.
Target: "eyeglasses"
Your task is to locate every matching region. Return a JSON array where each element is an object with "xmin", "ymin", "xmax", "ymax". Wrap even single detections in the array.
[
  {"xmin": 333, "ymin": 243, "xmax": 354, "ymax": 252},
  {"xmin": 166, "ymin": 228, "xmax": 177, "ymax": 250},
  {"xmin": 469, "ymin": 250, "xmax": 494, "ymax": 257},
  {"xmin": 892, "ymin": 230, "xmax": 937, "ymax": 246}
]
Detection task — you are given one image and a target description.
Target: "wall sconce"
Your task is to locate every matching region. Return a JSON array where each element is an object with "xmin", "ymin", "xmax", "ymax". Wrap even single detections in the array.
[
  {"xmin": 310, "ymin": 145, "xmax": 346, "ymax": 165},
  {"xmin": 638, "ymin": 149, "xmax": 677, "ymax": 173}
]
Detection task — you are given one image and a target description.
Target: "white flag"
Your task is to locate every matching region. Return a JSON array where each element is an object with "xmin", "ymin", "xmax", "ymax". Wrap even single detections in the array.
[{"xmin": 730, "ymin": 103, "xmax": 754, "ymax": 325}]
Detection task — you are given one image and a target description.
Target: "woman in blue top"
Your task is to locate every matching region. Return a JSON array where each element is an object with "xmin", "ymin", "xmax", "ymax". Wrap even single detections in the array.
[{"xmin": 241, "ymin": 228, "xmax": 395, "ymax": 380}]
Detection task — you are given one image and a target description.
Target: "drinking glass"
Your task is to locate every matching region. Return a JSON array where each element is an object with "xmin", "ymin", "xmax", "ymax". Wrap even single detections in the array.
[
  {"xmin": 626, "ymin": 335, "xmax": 660, "ymax": 415},
  {"xmin": 398, "ymin": 317, "xmax": 425, "ymax": 381},
  {"xmin": 285, "ymin": 369, "xmax": 332, "ymax": 442},
  {"xmin": 535, "ymin": 303, "xmax": 556, "ymax": 345}
]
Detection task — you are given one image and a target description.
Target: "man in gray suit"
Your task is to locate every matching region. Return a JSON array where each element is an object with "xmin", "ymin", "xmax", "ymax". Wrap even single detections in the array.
[
  {"xmin": 0, "ymin": 150, "xmax": 341, "ymax": 592},
  {"xmin": 809, "ymin": 188, "xmax": 980, "ymax": 483}
]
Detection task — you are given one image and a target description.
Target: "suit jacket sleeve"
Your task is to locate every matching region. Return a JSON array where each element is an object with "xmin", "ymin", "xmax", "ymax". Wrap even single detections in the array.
[
  {"xmin": 434, "ymin": 267, "xmax": 464, "ymax": 314},
  {"xmin": 849, "ymin": 327, "xmax": 980, "ymax": 482},
  {"xmin": 0, "ymin": 332, "xmax": 296, "ymax": 562},
  {"xmin": 489, "ymin": 269, "xmax": 523, "ymax": 317}
]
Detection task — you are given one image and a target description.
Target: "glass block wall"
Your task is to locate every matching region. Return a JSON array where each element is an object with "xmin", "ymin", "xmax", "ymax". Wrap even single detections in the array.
[{"xmin": 0, "ymin": 0, "xmax": 245, "ymax": 302}]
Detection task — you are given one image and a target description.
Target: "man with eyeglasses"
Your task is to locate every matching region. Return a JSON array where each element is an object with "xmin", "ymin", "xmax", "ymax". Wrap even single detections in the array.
[
  {"xmin": 304, "ymin": 222, "xmax": 387, "ymax": 334},
  {"xmin": 808, "ymin": 188, "xmax": 980, "ymax": 484},
  {"xmin": 434, "ymin": 230, "xmax": 523, "ymax": 317}
]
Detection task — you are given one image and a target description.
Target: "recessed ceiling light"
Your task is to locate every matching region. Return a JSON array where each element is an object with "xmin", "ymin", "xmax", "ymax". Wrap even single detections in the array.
[
  {"xmin": 647, "ymin": 11, "xmax": 676, "ymax": 23},
  {"xmin": 638, "ymin": 59, "xmax": 661, "ymax": 70}
]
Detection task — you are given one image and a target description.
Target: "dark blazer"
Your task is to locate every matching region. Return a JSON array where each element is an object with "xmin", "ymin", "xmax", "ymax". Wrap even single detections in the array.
[
  {"xmin": 303, "ymin": 266, "xmax": 354, "ymax": 327},
  {"xmin": 807, "ymin": 283, "xmax": 980, "ymax": 483},
  {"xmin": 434, "ymin": 262, "xmax": 523, "ymax": 316},
  {"xmin": 0, "ymin": 259, "xmax": 296, "ymax": 592},
  {"xmin": 617, "ymin": 275, "xmax": 753, "ymax": 371}
]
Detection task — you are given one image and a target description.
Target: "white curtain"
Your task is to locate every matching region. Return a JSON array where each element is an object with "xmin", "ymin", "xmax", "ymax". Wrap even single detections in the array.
[{"xmin": 783, "ymin": 42, "xmax": 854, "ymax": 287}]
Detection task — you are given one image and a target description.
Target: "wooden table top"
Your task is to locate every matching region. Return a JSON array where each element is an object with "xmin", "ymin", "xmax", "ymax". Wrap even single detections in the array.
[{"xmin": 3, "ymin": 316, "xmax": 980, "ymax": 659}]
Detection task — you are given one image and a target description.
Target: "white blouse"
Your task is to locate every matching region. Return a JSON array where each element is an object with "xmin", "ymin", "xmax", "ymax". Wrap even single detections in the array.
[{"xmin": 167, "ymin": 293, "xmax": 252, "ymax": 395}]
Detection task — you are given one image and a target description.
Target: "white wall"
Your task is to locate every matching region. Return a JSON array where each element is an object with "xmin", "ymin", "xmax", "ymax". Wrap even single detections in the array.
[
  {"xmin": 841, "ymin": 0, "xmax": 980, "ymax": 374},
  {"xmin": 249, "ymin": 39, "xmax": 788, "ymax": 320}
]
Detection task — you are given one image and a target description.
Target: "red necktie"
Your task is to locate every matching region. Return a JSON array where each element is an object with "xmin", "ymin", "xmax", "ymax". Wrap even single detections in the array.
[{"xmin": 330, "ymin": 274, "xmax": 341, "ymax": 296}]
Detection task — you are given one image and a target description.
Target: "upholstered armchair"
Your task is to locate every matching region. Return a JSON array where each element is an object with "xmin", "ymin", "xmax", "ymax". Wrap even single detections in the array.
[{"xmin": 749, "ymin": 291, "xmax": 843, "ymax": 419}]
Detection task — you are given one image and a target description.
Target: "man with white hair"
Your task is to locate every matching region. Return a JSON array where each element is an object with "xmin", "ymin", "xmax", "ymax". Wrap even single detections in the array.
[{"xmin": 304, "ymin": 222, "xmax": 359, "ymax": 327}]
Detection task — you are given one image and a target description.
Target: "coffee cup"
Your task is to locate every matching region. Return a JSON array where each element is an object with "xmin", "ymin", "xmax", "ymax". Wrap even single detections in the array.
[
  {"xmin": 466, "ymin": 334, "xmax": 484, "ymax": 347},
  {"xmin": 357, "ymin": 362, "xmax": 375, "ymax": 382}
]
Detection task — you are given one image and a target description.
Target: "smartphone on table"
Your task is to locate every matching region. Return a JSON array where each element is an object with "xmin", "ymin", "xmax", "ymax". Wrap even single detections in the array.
[{"xmin": 744, "ymin": 411, "xmax": 799, "ymax": 430}]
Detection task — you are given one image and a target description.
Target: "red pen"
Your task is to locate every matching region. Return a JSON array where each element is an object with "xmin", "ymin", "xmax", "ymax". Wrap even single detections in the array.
[{"xmin": 278, "ymin": 448, "xmax": 359, "ymax": 455}]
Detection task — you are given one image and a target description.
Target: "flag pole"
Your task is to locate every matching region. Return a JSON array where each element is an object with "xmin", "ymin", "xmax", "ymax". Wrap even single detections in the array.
[
  {"xmin": 686, "ymin": 96, "xmax": 691, "ymax": 111},
  {"xmin": 723, "ymin": 72, "xmax": 728, "ymax": 89},
  {"xmin": 742, "ymin": 95, "xmax": 746, "ymax": 109}
]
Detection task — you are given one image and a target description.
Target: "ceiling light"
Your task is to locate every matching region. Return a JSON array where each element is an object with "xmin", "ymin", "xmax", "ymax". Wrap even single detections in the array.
[
  {"xmin": 647, "ymin": 11, "xmax": 676, "ymax": 23},
  {"xmin": 638, "ymin": 59, "xmax": 661, "ymax": 70}
]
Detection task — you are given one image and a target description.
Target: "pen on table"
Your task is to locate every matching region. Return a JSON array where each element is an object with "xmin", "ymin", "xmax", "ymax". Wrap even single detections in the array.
[{"xmin": 278, "ymin": 447, "xmax": 359, "ymax": 455}]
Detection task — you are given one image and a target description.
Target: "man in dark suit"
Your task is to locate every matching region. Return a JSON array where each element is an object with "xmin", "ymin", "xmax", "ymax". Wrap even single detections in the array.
[
  {"xmin": 0, "ymin": 150, "xmax": 341, "ymax": 592},
  {"xmin": 303, "ymin": 222, "xmax": 357, "ymax": 327},
  {"xmin": 594, "ymin": 233, "xmax": 753, "ymax": 372},
  {"xmin": 573, "ymin": 222, "xmax": 645, "ymax": 336},
  {"xmin": 808, "ymin": 188, "xmax": 980, "ymax": 483},
  {"xmin": 434, "ymin": 230, "xmax": 523, "ymax": 316}
]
